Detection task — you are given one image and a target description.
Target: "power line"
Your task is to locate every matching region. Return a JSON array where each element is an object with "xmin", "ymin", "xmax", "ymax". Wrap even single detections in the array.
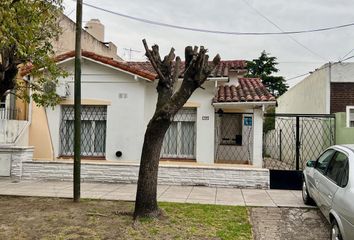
[
  {"xmin": 340, "ymin": 47, "xmax": 354, "ymax": 60},
  {"xmin": 82, "ymin": 2, "xmax": 354, "ymax": 36},
  {"xmin": 342, "ymin": 54, "xmax": 354, "ymax": 61},
  {"xmin": 285, "ymin": 72, "xmax": 310, "ymax": 82},
  {"xmin": 285, "ymin": 55, "xmax": 354, "ymax": 82},
  {"xmin": 241, "ymin": 0, "xmax": 327, "ymax": 61},
  {"xmin": 66, "ymin": 8, "xmax": 75, "ymax": 17},
  {"xmin": 278, "ymin": 61, "xmax": 324, "ymax": 64}
]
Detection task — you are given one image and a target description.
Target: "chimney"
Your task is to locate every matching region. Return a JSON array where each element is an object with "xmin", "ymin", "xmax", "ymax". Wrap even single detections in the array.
[{"xmin": 85, "ymin": 19, "xmax": 104, "ymax": 42}]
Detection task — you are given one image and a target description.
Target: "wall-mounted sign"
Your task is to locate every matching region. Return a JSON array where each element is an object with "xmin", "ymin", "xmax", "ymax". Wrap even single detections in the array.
[
  {"xmin": 202, "ymin": 116, "xmax": 209, "ymax": 120},
  {"xmin": 118, "ymin": 93, "xmax": 128, "ymax": 99},
  {"xmin": 244, "ymin": 116, "xmax": 252, "ymax": 126}
]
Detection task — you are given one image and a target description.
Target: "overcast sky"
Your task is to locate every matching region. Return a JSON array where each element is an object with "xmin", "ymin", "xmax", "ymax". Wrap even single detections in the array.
[{"xmin": 63, "ymin": 0, "xmax": 354, "ymax": 87}]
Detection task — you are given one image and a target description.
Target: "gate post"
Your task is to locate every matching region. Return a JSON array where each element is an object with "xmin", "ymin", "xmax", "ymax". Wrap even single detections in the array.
[
  {"xmin": 295, "ymin": 116, "xmax": 300, "ymax": 170},
  {"xmin": 279, "ymin": 129, "xmax": 282, "ymax": 162}
]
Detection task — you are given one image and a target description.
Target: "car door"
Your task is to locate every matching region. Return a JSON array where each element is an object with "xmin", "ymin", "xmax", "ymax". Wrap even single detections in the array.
[
  {"xmin": 331, "ymin": 160, "xmax": 354, "ymax": 240},
  {"xmin": 310, "ymin": 149, "xmax": 336, "ymax": 204},
  {"xmin": 318, "ymin": 151, "xmax": 349, "ymax": 222}
]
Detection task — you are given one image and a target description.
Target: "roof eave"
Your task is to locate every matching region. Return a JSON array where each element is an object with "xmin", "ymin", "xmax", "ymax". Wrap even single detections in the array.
[
  {"xmin": 207, "ymin": 77, "xmax": 229, "ymax": 81},
  {"xmin": 56, "ymin": 56, "xmax": 154, "ymax": 82},
  {"xmin": 212, "ymin": 101, "xmax": 276, "ymax": 109}
]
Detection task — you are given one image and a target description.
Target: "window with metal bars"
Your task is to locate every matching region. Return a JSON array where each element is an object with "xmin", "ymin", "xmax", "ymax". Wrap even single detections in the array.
[
  {"xmin": 59, "ymin": 105, "xmax": 107, "ymax": 157},
  {"xmin": 161, "ymin": 108, "xmax": 196, "ymax": 159}
]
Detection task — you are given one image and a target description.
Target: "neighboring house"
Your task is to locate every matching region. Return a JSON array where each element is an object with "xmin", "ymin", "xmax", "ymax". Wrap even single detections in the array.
[
  {"xmin": 0, "ymin": 14, "xmax": 121, "ymax": 145},
  {"xmin": 53, "ymin": 14, "xmax": 121, "ymax": 61},
  {"xmin": 0, "ymin": 14, "xmax": 125, "ymax": 177},
  {"xmin": 28, "ymin": 51, "xmax": 276, "ymax": 168},
  {"xmin": 276, "ymin": 62, "xmax": 354, "ymax": 144}
]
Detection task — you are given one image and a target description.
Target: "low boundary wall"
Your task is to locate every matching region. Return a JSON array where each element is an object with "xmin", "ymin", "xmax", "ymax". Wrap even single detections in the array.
[{"xmin": 14, "ymin": 160, "xmax": 269, "ymax": 189}]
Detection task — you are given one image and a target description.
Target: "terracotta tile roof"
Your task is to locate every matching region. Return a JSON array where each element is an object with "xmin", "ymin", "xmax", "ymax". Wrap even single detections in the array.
[
  {"xmin": 59, "ymin": 51, "xmax": 157, "ymax": 81},
  {"xmin": 21, "ymin": 50, "xmax": 156, "ymax": 81},
  {"xmin": 21, "ymin": 51, "xmax": 247, "ymax": 81},
  {"xmin": 128, "ymin": 60, "xmax": 247, "ymax": 79},
  {"xmin": 213, "ymin": 78, "xmax": 276, "ymax": 103}
]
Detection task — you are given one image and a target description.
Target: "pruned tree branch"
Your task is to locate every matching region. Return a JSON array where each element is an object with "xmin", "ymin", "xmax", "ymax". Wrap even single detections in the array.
[
  {"xmin": 143, "ymin": 39, "xmax": 178, "ymax": 111},
  {"xmin": 142, "ymin": 39, "xmax": 165, "ymax": 81},
  {"xmin": 172, "ymin": 56, "xmax": 181, "ymax": 87}
]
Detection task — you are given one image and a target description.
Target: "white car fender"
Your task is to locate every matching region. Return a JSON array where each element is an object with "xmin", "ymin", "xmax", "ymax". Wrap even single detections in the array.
[{"xmin": 329, "ymin": 209, "xmax": 346, "ymax": 240}]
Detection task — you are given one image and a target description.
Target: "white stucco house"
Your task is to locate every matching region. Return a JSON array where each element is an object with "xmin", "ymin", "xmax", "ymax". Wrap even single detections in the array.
[
  {"xmin": 3, "ymin": 50, "xmax": 277, "ymax": 188},
  {"xmin": 28, "ymin": 51, "xmax": 275, "ymax": 166}
]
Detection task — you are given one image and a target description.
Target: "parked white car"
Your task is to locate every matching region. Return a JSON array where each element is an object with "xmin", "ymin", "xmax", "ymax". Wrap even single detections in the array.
[{"xmin": 302, "ymin": 145, "xmax": 354, "ymax": 240}]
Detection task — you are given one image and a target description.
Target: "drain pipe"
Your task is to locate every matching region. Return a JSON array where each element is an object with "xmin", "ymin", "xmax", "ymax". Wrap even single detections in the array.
[
  {"xmin": 13, "ymin": 75, "xmax": 33, "ymax": 145},
  {"xmin": 327, "ymin": 62, "xmax": 331, "ymax": 114}
]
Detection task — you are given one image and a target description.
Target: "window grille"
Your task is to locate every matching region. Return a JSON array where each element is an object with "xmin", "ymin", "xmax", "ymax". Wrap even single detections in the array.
[
  {"xmin": 161, "ymin": 108, "xmax": 196, "ymax": 159},
  {"xmin": 215, "ymin": 113, "xmax": 253, "ymax": 163},
  {"xmin": 60, "ymin": 105, "xmax": 107, "ymax": 157},
  {"xmin": 220, "ymin": 114, "xmax": 243, "ymax": 145}
]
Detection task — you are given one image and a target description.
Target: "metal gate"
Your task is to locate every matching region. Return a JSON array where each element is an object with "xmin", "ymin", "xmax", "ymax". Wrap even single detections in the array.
[
  {"xmin": 263, "ymin": 113, "xmax": 335, "ymax": 189},
  {"xmin": 215, "ymin": 112, "xmax": 253, "ymax": 164}
]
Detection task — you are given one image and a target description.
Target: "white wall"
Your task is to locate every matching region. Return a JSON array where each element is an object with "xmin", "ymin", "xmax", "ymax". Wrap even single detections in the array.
[
  {"xmin": 46, "ymin": 58, "xmax": 267, "ymax": 166},
  {"xmin": 47, "ymin": 59, "xmax": 147, "ymax": 162},
  {"xmin": 252, "ymin": 108, "xmax": 263, "ymax": 167},
  {"xmin": 143, "ymin": 80, "xmax": 217, "ymax": 164},
  {"xmin": 19, "ymin": 160, "xmax": 269, "ymax": 189},
  {"xmin": 276, "ymin": 62, "xmax": 354, "ymax": 115},
  {"xmin": 47, "ymin": 59, "xmax": 217, "ymax": 164},
  {"xmin": 331, "ymin": 62, "xmax": 354, "ymax": 83},
  {"xmin": 276, "ymin": 66, "xmax": 329, "ymax": 114},
  {"xmin": 0, "ymin": 120, "xmax": 28, "ymax": 144}
]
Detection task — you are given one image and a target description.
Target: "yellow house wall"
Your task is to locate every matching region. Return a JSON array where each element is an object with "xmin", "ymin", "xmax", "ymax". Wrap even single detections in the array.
[{"xmin": 29, "ymin": 103, "xmax": 54, "ymax": 160}]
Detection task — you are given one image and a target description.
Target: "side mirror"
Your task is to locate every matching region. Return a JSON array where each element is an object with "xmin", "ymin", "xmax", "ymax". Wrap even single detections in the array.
[{"xmin": 306, "ymin": 160, "xmax": 316, "ymax": 168}]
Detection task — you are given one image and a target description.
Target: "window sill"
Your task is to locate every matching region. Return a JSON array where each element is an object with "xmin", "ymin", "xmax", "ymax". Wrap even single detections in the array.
[
  {"xmin": 219, "ymin": 144, "xmax": 243, "ymax": 146},
  {"xmin": 58, "ymin": 156, "xmax": 106, "ymax": 160},
  {"xmin": 160, "ymin": 158, "xmax": 196, "ymax": 163}
]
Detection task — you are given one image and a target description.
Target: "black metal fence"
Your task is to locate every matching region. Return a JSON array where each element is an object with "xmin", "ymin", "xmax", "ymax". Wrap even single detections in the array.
[
  {"xmin": 215, "ymin": 112, "xmax": 253, "ymax": 164},
  {"xmin": 263, "ymin": 114, "xmax": 335, "ymax": 171}
]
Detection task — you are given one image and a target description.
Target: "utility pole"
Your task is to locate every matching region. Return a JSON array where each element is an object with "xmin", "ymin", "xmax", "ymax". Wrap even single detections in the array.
[{"xmin": 73, "ymin": 0, "xmax": 82, "ymax": 202}]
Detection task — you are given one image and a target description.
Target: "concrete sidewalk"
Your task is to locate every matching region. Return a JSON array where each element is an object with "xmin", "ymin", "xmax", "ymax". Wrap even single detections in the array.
[{"xmin": 0, "ymin": 179, "xmax": 312, "ymax": 208}]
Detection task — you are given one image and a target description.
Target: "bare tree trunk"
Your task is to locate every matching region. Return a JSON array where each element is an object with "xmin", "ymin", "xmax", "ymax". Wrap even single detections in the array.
[
  {"xmin": 133, "ymin": 39, "xmax": 220, "ymax": 219},
  {"xmin": 134, "ymin": 117, "xmax": 170, "ymax": 218}
]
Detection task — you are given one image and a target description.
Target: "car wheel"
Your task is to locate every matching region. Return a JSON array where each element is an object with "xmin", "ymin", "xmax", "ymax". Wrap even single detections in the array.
[
  {"xmin": 302, "ymin": 179, "xmax": 314, "ymax": 205},
  {"xmin": 331, "ymin": 220, "xmax": 343, "ymax": 240}
]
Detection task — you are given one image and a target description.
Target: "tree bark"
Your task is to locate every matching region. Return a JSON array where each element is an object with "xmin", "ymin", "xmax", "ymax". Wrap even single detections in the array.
[
  {"xmin": 134, "ymin": 117, "xmax": 171, "ymax": 218},
  {"xmin": 133, "ymin": 40, "xmax": 220, "ymax": 219}
]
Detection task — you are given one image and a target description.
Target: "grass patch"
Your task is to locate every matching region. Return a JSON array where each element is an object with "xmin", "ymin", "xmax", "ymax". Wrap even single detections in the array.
[{"xmin": 0, "ymin": 196, "xmax": 252, "ymax": 240}]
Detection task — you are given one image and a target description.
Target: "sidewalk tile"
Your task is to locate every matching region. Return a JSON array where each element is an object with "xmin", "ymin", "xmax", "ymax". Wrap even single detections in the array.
[
  {"xmin": 242, "ymin": 189, "xmax": 276, "ymax": 207},
  {"xmin": 188, "ymin": 186, "xmax": 216, "ymax": 200},
  {"xmin": 0, "ymin": 180, "xmax": 314, "ymax": 208},
  {"xmin": 160, "ymin": 186, "xmax": 192, "ymax": 199}
]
